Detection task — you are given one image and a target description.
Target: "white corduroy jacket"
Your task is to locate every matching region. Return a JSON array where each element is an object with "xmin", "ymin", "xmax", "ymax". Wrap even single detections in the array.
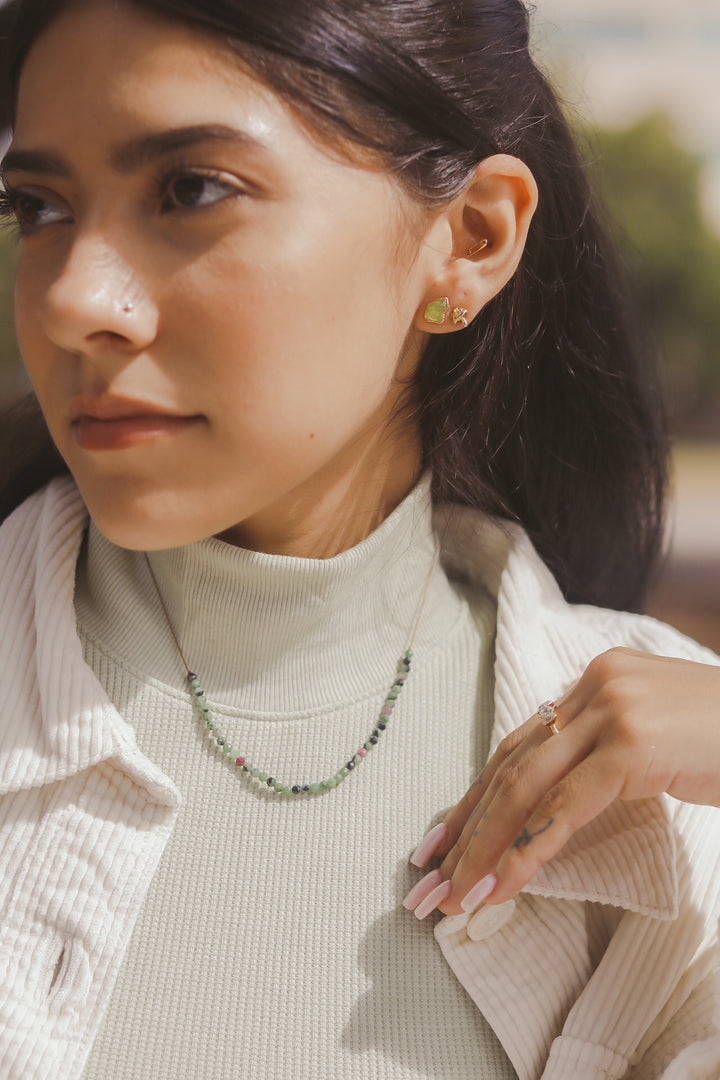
[{"xmin": 0, "ymin": 477, "xmax": 719, "ymax": 1080}]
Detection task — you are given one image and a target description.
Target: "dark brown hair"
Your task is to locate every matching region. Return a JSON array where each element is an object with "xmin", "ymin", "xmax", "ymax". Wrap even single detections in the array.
[{"xmin": 1, "ymin": 0, "xmax": 668, "ymax": 610}]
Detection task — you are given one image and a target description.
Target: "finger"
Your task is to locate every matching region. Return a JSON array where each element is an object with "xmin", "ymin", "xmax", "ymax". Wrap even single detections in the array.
[
  {"xmin": 434, "ymin": 713, "xmax": 542, "ymax": 860},
  {"xmin": 438, "ymin": 717, "xmax": 596, "ymax": 910},
  {"xmin": 439, "ymin": 722, "xmax": 550, "ymax": 879},
  {"xmin": 440, "ymin": 697, "xmax": 584, "ymax": 880},
  {"xmin": 464, "ymin": 744, "xmax": 628, "ymax": 907}
]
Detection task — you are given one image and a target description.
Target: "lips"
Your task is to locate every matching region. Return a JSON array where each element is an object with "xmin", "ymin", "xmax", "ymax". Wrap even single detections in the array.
[{"xmin": 69, "ymin": 396, "xmax": 202, "ymax": 451}]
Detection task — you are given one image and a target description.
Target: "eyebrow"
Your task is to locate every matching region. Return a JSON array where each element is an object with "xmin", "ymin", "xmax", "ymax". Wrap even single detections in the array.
[{"xmin": 1, "ymin": 124, "xmax": 268, "ymax": 181}]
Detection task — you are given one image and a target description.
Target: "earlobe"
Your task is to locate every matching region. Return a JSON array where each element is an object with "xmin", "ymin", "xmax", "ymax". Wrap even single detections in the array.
[
  {"xmin": 415, "ymin": 155, "xmax": 537, "ymax": 333},
  {"xmin": 422, "ymin": 297, "xmax": 470, "ymax": 328}
]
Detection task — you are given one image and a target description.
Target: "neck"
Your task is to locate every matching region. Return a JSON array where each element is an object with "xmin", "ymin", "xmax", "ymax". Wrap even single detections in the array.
[
  {"xmin": 217, "ymin": 419, "xmax": 423, "ymax": 558},
  {"xmin": 75, "ymin": 474, "xmax": 464, "ymax": 712}
]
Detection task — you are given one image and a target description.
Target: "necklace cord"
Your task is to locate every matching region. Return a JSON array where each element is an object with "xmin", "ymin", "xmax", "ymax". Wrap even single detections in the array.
[{"xmin": 143, "ymin": 529, "xmax": 440, "ymax": 795}]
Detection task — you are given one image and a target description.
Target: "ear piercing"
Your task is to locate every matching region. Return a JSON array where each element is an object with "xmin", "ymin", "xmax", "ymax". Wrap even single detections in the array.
[
  {"xmin": 423, "ymin": 238, "xmax": 489, "ymax": 328},
  {"xmin": 467, "ymin": 238, "xmax": 490, "ymax": 257},
  {"xmin": 423, "ymin": 298, "xmax": 469, "ymax": 328}
]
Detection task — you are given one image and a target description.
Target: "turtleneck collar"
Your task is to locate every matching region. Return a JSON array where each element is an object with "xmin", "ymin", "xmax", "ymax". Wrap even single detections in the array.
[{"xmin": 75, "ymin": 475, "xmax": 464, "ymax": 712}]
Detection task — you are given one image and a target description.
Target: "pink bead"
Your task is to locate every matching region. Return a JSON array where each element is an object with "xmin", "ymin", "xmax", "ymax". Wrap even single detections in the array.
[
  {"xmin": 236, "ymin": 756, "xmax": 245, "ymax": 766},
  {"xmin": 381, "ymin": 707, "xmax": 392, "ymax": 716},
  {"xmin": 358, "ymin": 748, "xmax": 368, "ymax": 757}
]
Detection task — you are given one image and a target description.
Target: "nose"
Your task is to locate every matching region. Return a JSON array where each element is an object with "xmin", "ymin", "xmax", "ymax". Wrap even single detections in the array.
[{"xmin": 40, "ymin": 230, "xmax": 158, "ymax": 356}]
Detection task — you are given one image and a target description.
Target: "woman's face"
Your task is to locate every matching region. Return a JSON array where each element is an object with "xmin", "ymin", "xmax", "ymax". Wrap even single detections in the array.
[{"xmin": 6, "ymin": 0, "xmax": 431, "ymax": 553}]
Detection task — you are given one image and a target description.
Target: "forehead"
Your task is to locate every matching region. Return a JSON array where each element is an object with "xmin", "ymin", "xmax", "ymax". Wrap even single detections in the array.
[{"xmin": 14, "ymin": 1, "xmax": 292, "ymax": 149}]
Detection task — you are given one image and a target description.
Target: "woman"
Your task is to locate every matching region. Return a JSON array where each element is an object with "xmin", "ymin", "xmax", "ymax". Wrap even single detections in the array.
[{"xmin": 0, "ymin": 0, "xmax": 719, "ymax": 1078}]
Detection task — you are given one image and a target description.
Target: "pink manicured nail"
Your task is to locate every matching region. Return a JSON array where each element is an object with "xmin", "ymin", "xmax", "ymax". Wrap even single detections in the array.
[
  {"xmin": 402, "ymin": 869, "xmax": 443, "ymax": 910},
  {"xmin": 460, "ymin": 874, "xmax": 498, "ymax": 912},
  {"xmin": 414, "ymin": 880, "xmax": 452, "ymax": 920},
  {"xmin": 410, "ymin": 822, "xmax": 448, "ymax": 868}
]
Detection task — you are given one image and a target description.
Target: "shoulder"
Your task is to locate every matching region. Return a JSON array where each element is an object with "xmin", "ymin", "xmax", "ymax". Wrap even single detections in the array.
[{"xmin": 436, "ymin": 501, "xmax": 720, "ymax": 669}]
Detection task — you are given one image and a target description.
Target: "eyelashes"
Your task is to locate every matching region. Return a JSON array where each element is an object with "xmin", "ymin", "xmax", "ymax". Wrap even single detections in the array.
[
  {"xmin": 0, "ymin": 160, "xmax": 247, "ymax": 239},
  {"xmin": 0, "ymin": 186, "xmax": 22, "ymax": 234}
]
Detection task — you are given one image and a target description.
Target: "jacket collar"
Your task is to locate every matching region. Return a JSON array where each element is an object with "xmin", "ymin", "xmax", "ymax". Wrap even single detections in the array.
[
  {"xmin": 0, "ymin": 477, "xmax": 177, "ymax": 805},
  {"xmin": 436, "ymin": 503, "xmax": 677, "ymax": 920},
  {"xmin": 1, "ymin": 480, "xmax": 677, "ymax": 915}
]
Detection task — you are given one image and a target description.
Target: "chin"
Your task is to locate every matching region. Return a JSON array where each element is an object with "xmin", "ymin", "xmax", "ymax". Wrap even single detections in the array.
[{"xmin": 78, "ymin": 482, "xmax": 232, "ymax": 552}]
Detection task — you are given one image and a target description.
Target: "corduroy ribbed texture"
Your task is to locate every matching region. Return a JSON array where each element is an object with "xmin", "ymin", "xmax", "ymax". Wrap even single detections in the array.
[{"xmin": 1, "ymin": 477, "xmax": 719, "ymax": 1080}]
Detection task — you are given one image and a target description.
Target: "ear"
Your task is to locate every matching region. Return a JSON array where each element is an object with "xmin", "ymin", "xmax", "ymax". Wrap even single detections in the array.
[{"xmin": 413, "ymin": 155, "xmax": 538, "ymax": 333}]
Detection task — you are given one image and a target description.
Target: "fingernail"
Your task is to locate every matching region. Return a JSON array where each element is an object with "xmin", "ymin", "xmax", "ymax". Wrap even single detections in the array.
[
  {"xmin": 460, "ymin": 874, "xmax": 498, "ymax": 912},
  {"xmin": 410, "ymin": 822, "xmax": 448, "ymax": 868},
  {"xmin": 414, "ymin": 879, "xmax": 452, "ymax": 920},
  {"xmin": 402, "ymin": 869, "xmax": 443, "ymax": 910}
]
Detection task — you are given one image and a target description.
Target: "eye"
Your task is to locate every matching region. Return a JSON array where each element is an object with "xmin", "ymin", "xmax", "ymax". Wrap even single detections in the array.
[
  {"xmin": 0, "ymin": 189, "xmax": 71, "ymax": 233},
  {"xmin": 161, "ymin": 170, "xmax": 244, "ymax": 212}
]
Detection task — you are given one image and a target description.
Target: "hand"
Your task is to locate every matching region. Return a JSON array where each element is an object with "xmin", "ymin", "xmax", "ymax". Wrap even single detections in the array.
[{"xmin": 402, "ymin": 647, "xmax": 720, "ymax": 919}]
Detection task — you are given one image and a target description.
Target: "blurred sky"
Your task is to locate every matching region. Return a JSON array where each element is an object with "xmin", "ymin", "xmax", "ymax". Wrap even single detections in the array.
[{"xmin": 531, "ymin": 0, "xmax": 720, "ymax": 233}]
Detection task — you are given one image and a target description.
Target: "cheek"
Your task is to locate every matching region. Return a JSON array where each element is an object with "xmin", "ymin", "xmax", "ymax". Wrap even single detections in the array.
[{"xmin": 174, "ymin": 233, "xmax": 413, "ymax": 452}]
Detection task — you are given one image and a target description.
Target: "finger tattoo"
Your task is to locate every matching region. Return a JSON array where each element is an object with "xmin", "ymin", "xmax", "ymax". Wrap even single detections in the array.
[{"xmin": 510, "ymin": 818, "xmax": 554, "ymax": 850}]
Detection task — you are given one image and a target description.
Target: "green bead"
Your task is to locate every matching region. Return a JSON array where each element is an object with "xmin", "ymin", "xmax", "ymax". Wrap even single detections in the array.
[
  {"xmin": 387, "ymin": 687, "xmax": 400, "ymax": 699},
  {"xmin": 259, "ymin": 772, "xmax": 268, "ymax": 782},
  {"xmin": 364, "ymin": 741, "xmax": 372, "ymax": 751},
  {"xmin": 224, "ymin": 745, "xmax": 233, "ymax": 755},
  {"xmin": 423, "ymin": 297, "xmax": 449, "ymax": 324},
  {"xmin": 340, "ymin": 767, "xmax": 350, "ymax": 778},
  {"xmin": 353, "ymin": 755, "xmax": 362, "ymax": 765},
  {"xmin": 326, "ymin": 777, "xmax": 337, "ymax": 789},
  {"xmin": 282, "ymin": 786, "xmax": 293, "ymax": 795},
  {"xmin": 273, "ymin": 780, "xmax": 285, "ymax": 792},
  {"xmin": 309, "ymin": 783, "xmax": 321, "ymax": 793}
]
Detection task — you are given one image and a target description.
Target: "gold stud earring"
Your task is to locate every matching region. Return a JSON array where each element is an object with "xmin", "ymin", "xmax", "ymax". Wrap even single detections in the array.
[
  {"xmin": 467, "ymin": 238, "xmax": 490, "ymax": 257},
  {"xmin": 451, "ymin": 306, "xmax": 468, "ymax": 327}
]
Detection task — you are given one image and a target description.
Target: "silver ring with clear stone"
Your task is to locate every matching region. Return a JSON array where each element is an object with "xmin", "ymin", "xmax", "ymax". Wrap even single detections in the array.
[{"xmin": 537, "ymin": 699, "xmax": 560, "ymax": 735}]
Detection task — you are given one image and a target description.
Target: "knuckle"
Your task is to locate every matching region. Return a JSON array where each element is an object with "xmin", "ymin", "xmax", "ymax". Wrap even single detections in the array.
[
  {"xmin": 586, "ymin": 650, "xmax": 618, "ymax": 684},
  {"xmin": 496, "ymin": 728, "xmax": 524, "ymax": 761},
  {"xmin": 534, "ymin": 785, "xmax": 569, "ymax": 824},
  {"xmin": 495, "ymin": 762, "xmax": 528, "ymax": 806}
]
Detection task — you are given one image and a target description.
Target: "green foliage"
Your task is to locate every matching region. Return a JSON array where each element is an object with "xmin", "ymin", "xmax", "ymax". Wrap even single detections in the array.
[{"xmin": 583, "ymin": 114, "xmax": 720, "ymax": 430}]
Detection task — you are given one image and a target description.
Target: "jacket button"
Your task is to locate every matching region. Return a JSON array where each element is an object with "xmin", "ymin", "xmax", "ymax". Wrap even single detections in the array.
[{"xmin": 466, "ymin": 899, "xmax": 516, "ymax": 941}]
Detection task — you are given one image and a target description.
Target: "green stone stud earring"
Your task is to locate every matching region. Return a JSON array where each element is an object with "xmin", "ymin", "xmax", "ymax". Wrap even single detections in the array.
[{"xmin": 424, "ymin": 297, "xmax": 450, "ymax": 325}]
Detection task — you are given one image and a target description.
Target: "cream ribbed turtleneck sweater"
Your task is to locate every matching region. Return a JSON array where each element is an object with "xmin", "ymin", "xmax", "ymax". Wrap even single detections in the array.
[{"xmin": 74, "ymin": 479, "xmax": 516, "ymax": 1079}]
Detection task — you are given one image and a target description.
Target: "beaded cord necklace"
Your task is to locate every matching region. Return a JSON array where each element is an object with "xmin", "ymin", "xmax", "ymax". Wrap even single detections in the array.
[{"xmin": 144, "ymin": 538, "xmax": 439, "ymax": 796}]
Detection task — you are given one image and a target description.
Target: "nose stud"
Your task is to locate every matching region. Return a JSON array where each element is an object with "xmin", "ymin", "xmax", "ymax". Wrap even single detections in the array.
[{"xmin": 121, "ymin": 302, "xmax": 134, "ymax": 315}]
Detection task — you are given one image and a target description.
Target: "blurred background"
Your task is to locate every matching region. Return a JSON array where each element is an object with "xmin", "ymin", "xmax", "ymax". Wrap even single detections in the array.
[{"xmin": 0, "ymin": 0, "xmax": 719, "ymax": 649}]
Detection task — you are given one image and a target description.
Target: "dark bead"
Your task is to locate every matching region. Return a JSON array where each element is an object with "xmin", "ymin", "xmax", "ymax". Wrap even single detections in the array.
[
  {"xmin": 303, "ymin": 785, "xmax": 310, "ymax": 792},
  {"xmin": 194, "ymin": 688, "xmax": 204, "ymax": 697},
  {"xmin": 369, "ymin": 735, "xmax": 378, "ymax": 745},
  {"xmin": 347, "ymin": 760, "xmax": 355, "ymax": 770},
  {"xmin": 372, "ymin": 729, "xmax": 380, "ymax": 738},
  {"xmin": 267, "ymin": 777, "xmax": 274, "ymax": 786},
  {"xmin": 292, "ymin": 785, "xmax": 301, "ymax": 794},
  {"xmin": 242, "ymin": 765, "xmax": 249, "ymax": 772},
  {"xmin": 378, "ymin": 722, "xmax": 386, "ymax": 730},
  {"xmin": 217, "ymin": 737, "xmax": 225, "ymax": 745},
  {"xmin": 187, "ymin": 672, "xmax": 197, "ymax": 682}
]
